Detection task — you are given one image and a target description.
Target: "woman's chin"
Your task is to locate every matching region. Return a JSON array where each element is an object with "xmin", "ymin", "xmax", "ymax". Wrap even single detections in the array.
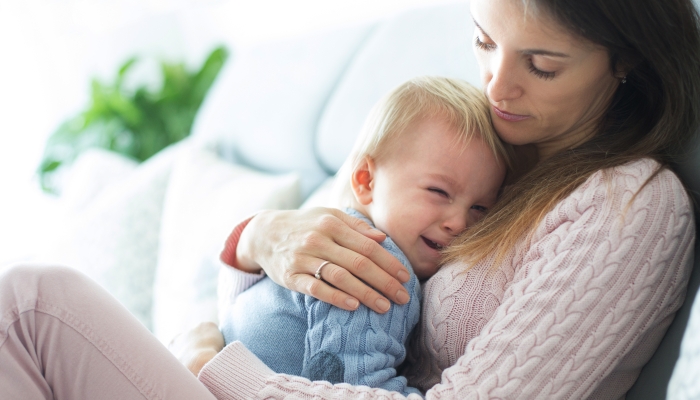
[{"xmin": 491, "ymin": 119, "xmax": 536, "ymax": 146}]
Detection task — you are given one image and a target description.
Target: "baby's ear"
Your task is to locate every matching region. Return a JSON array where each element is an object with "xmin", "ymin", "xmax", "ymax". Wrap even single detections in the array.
[{"xmin": 351, "ymin": 156, "xmax": 375, "ymax": 205}]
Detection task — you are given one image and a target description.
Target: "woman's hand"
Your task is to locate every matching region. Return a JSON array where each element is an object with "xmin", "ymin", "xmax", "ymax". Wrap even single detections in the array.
[
  {"xmin": 169, "ymin": 322, "xmax": 224, "ymax": 376},
  {"xmin": 236, "ymin": 208, "xmax": 411, "ymax": 313}
]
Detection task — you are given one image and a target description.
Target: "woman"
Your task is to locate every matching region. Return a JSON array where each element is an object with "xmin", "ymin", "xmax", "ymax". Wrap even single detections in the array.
[
  {"xmin": 192, "ymin": 0, "xmax": 700, "ymax": 397},
  {"xmin": 1, "ymin": 0, "xmax": 699, "ymax": 399}
]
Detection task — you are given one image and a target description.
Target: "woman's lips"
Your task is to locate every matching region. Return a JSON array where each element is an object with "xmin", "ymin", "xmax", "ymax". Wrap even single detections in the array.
[{"xmin": 492, "ymin": 106, "xmax": 530, "ymax": 122}]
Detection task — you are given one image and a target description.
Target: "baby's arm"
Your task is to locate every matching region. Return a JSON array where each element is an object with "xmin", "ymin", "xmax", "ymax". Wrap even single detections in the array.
[
  {"xmin": 301, "ymin": 275, "xmax": 422, "ymax": 396},
  {"xmin": 300, "ymin": 232, "xmax": 422, "ymax": 396}
]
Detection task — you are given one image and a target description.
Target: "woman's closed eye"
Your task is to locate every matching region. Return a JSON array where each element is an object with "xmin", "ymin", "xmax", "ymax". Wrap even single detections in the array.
[
  {"xmin": 528, "ymin": 61, "xmax": 556, "ymax": 80},
  {"xmin": 474, "ymin": 35, "xmax": 495, "ymax": 51},
  {"xmin": 475, "ymin": 35, "xmax": 557, "ymax": 81}
]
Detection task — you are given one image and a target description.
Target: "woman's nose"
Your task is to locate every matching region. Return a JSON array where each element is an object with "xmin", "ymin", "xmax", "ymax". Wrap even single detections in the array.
[{"xmin": 485, "ymin": 53, "xmax": 522, "ymax": 103}]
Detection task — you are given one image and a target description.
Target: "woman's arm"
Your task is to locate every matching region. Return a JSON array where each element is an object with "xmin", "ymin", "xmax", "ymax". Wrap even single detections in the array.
[
  {"xmin": 200, "ymin": 342, "xmax": 424, "ymax": 399},
  {"xmin": 199, "ymin": 161, "xmax": 695, "ymax": 399},
  {"xmin": 219, "ymin": 207, "xmax": 412, "ymax": 313}
]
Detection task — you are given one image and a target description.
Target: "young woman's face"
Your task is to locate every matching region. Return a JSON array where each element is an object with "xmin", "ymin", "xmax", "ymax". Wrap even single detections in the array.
[{"xmin": 471, "ymin": 0, "xmax": 621, "ymax": 159}]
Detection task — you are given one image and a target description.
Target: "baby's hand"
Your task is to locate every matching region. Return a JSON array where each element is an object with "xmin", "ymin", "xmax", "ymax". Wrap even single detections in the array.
[{"xmin": 168, "ymin": 322, "xmax": 224, "ymax": 376}]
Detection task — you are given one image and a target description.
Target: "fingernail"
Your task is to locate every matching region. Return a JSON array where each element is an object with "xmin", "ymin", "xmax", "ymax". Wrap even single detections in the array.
[
  {"xmin": 396, "ymin": 290, "xmax": 410, "ymax": 304},
  {"xmin": 345, "ymin": 298, "xmax": 359, "ymax": 309},
  {"xmin": 397, "ymin": 270, "xmax": 410, "ymax": 283},
  {"xmin": 368, "ymin": 228, "xmax": 385, "ymax": 236},
  {"xmin": 376, "ymin": 298, "xmax": 391, "ymax": 312}
]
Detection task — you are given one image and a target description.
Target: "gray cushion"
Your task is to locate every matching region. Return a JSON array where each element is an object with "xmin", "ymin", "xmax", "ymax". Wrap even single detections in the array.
[
  {"xmin": 315, "ymin": 3, "xmax": 478, "ymax": 173},
  {"xmin": 626, "ymin": 137, "xmax": 700, "ymax": 399},
  {"xmin": 190, "ymin": 23, "xmax": 375, "ymax": 198}
]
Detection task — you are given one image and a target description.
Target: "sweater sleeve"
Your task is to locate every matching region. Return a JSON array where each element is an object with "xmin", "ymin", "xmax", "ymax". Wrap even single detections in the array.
[
  {"xmin": 300, "ymin": 271, "xmax": 422, "ymax": 396},
  {"xmin": 199, "ymin": 162, "xmax": 695, "ymax": 399},
  {"xmin": 216, "ymin": 216, "xmax": 266, "ymax": 321},
  {"xmin": 424, "ymin": 164, "xmax": 696, "ymax": 399}
]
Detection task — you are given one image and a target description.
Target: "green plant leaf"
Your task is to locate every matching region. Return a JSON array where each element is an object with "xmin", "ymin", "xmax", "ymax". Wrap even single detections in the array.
[
  {"xmin": 116, "ymin": 57, "xmax": 138, "ymax": 89},
  {"xmin": 37, "ymin": 45, "xmax": 230, "ymax": 193},
  {"xmin": 190, "ymin": 46, "xmax": 228, "ymax": 108}
]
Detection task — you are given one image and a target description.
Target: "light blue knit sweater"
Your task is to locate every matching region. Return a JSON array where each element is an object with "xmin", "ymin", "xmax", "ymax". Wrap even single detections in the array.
[{"xmin": 220, "ymin": 209, "xmax": 422, "ymax": 396}]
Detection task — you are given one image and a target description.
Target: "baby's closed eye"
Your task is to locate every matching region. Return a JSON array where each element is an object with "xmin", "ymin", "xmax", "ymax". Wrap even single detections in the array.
[
  {"xmin": 470, "ymin": 205, "xmax": 488, "ymax": 213},
  {"xmin": 428, "ymin": 187, "xmax": 450, "ymax": 198}
]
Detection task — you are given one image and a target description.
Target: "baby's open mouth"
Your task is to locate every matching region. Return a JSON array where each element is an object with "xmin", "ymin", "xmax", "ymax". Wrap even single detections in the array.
[{"xmin": 422, "ymin": 236, "xmax": 444, "ymax": 250}]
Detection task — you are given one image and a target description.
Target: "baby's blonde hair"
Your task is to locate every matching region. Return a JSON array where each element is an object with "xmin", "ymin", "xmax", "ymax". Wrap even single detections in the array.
[{"xmin": 331, "ymin": 76, "xmax": 513, "ymax": 207}]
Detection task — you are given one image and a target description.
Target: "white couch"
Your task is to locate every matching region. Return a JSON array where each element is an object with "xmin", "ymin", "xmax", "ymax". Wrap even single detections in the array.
[{"xmin": 39, "ymin": 2, "xmax": 700, "ymax": 398}]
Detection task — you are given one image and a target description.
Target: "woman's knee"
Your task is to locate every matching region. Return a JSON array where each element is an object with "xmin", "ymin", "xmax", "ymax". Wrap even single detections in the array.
[{"xmin": 0, "ymin": 265, "xmax": 89, "ymax": 305}]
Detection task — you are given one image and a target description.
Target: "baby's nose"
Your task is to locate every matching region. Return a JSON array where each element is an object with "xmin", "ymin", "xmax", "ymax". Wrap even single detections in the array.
[{"xmin": 442, "ymin": 209, "xmax": 468, "ymax": 234}]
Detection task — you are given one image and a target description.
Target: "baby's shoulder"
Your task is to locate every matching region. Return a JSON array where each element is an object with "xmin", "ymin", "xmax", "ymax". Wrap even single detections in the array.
[
  {"xmin": 343, "ymin": 208, "xmax": 420, "ymax": 298},
  {"xmin": 343, "ymin": 208, "xmax": 412, "ymax": 269}
]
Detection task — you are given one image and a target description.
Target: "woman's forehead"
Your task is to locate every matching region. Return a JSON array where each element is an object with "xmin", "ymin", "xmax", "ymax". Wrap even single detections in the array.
[{"xmin": 470, "ymin": 0, "xmax": 594, "ymax": 52}]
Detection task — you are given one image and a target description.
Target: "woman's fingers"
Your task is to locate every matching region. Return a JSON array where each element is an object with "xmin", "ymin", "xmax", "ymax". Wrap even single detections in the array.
[
  {"xmin": 291, "ymin": 270, "xmax": 361, "ymax": 311},
  {"xmin": 319, "ymin": 243, "xmax": 410, "ymax": 310},
  {"xmin": 245, "ymin": 208, "xmax": 412, "ymax": 313},
  {"xmin": 330, "ymin": 209, "xmax": 412, "ymax": 283},
  {"xmin": 286, "ymin": 254, "xmax": 394, "ymax": 313},
  {"xmin": 293, "ymin": 210, "xmax": 411, "ymax": 312},
  {"xmin": 309, "ymin": 261, "xmax": 397, "ymax": 313},
  {"xmin": 314, "ymin": 210, "xmax": 410, "ymax": 307}
]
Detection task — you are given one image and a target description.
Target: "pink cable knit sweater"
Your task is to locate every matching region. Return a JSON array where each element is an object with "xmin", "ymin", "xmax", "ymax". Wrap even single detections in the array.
[{"xmin": 199, "ymin": 159, "xmax": 695, "ymax": 399}]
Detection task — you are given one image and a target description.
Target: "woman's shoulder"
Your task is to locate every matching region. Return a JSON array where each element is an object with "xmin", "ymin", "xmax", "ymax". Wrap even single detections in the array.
[
  {"xmin": 540, "ymin": 157, "xmax": 695, "ymax": 253},
  {"xmin": 592, "ymin": 157, "xmax": 677, "ymax": 186},
  {"xmin": 574, "ymin": 157, "xmax": 691, "ymax": 211}
]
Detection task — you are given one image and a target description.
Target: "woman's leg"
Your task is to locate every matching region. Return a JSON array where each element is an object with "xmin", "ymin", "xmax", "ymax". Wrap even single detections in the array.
[{"xmin": 0, "ymin": 265, "xmax": 218, "ymax": 400}]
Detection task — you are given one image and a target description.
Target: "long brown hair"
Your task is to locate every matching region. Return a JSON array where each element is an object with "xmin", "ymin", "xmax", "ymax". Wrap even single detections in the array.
[{"xmin": 443, "ymin": 0, "xmax": 700, "ymax": 266}]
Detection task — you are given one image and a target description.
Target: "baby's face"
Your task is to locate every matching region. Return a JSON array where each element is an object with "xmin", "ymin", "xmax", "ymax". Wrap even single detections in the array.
[{"xmin": 367, "ymin": 118, "xmax": 505, "ymax": 279}]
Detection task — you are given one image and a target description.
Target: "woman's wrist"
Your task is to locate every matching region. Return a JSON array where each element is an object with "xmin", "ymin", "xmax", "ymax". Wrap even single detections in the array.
[
  {"xmin": 235, "ymin": 213, "xmax": 264, "ymax": 273},
  {"xmin": 220, "ymin": 214, "xmax": 262, "ymax": 273}
]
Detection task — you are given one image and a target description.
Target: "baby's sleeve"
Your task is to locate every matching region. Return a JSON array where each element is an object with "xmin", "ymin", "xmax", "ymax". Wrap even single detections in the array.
[{"xmin": 301, "ymin": 270, "xmax": 422, "ymax": 396}]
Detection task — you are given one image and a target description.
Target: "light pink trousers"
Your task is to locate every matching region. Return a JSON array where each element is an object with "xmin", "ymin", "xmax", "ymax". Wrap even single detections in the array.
[{"xmin": 0, "ymin": 265, "xmax": 218, "ymax": 400}]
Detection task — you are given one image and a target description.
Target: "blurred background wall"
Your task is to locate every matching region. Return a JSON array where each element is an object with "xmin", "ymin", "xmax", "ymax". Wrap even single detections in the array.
[{"xmin": 0, "ymin": 0, "xmax": 453, "ymax": 264}]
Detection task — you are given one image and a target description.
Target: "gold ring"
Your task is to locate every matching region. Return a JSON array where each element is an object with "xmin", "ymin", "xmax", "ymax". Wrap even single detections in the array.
[{"xmin": 314, "ymin": 261, "xmax": 330, "ymax": 280}]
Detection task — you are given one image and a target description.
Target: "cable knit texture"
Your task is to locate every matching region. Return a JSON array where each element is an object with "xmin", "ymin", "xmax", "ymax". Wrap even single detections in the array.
[
  {"xmin": 199, "ymin": 159, "xmax": 695, "ymax": 400},
  {"xmin": 218, "ymin": 209, "xmax": 422, "ymax": 395}
]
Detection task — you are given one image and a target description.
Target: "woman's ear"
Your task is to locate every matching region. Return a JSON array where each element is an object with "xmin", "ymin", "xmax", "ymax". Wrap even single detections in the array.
[
  {"xmin": 351, "ymin": 156, "xmax": 375, "ymax": 206},
  {"xmin": 613, "ymin": 59, "xmax": 635, "ymax": 83}
]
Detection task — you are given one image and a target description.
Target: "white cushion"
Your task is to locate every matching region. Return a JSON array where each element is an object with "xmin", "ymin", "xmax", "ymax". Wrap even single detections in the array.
[
  {"xmin": 152, "ymin": 147, "xmax": 301, "ymax": 344},
  {"xmin": 60, "ymin": 148, "xmax": 139, "ymax": 213},
  {"xmin": 190, "ymin": 23, "xmax": 375, "ymax": 198},
  {"xmin": 315, "ymin": 3, "xmax": 476, "ymax": 172},
  {"xmin": 34, "ymin": 142, "xmax": 186, "ymax": 329}
]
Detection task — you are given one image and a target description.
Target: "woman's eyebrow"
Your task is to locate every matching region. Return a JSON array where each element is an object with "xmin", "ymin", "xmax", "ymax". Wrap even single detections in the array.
[
  {"xmin": 472, "ymin": 18, "xmax": 489, "ymax": 37},
  {"xmin": 522, "ymin": 49, "xmax": 570, "ymax": 58},
  {"xmin": 472, "ymin": 17, "xmax": 570, "ymax": 58}
]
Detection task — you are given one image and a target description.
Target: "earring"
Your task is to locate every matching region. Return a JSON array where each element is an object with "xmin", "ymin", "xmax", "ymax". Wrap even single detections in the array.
[{"xmin": 621, "ymin": 76, "xmax": 627, "ymax": 84}]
